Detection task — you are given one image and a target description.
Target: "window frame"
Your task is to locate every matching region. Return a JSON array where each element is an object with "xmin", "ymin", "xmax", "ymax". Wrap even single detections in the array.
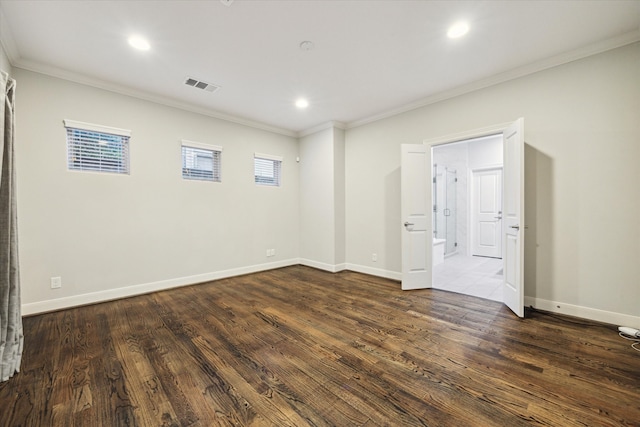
[
  {"xmin": 181, "ymin": 140, "xmax": 222, "ymax": 183},
  {"xmin": 254, "ymin": 153, "xmax": 282, "ymax": 187},
  {"xmin": 64, "ymin": 119, "xmax": 131, "ymax": 175}
]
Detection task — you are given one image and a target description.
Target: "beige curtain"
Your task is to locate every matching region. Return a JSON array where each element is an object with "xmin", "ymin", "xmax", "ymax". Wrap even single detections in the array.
[{"xmin": 0, "ymin": 70, "xmax": 23, "ymax": 382}]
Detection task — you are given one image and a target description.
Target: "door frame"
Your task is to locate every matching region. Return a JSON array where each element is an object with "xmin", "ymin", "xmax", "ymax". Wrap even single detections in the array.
[{"xmin": 421, "ymin": 121, "xmax": 524, "ymax": 317}]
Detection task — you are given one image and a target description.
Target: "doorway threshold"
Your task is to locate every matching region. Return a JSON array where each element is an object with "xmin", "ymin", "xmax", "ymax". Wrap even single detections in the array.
[{"xmin": 433, "ymin": 255, "xmax": 503, "ymax": 301}]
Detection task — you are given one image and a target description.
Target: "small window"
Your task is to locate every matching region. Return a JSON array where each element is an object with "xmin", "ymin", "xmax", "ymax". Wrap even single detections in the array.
[
  {"xmin": 254, "ymin": 153, "xmax": 282, "ymax": 187},
  {"xmin": 181, "ymin": 140, "xmax": 222, "ymax": 182},
  {"xmin": 64, "ymin": 120, "xmax": 130, "ymax": 174}
]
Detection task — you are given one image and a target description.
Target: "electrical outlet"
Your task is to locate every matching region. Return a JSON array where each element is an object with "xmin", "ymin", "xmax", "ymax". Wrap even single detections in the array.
[
  {"xmin": 266, "ymin": 249, "xmax": 275, "ymax": 257},
  {"xmin": 372, "ymin": 253, "xmax": 377, "ymax": 262},
  {"xmin": 50, "ymin": 276, "xmax": 62, "ymax": 289},
  {"xmin": 271, "ymin": 249, "xmax": 276, "ymax": 256}
]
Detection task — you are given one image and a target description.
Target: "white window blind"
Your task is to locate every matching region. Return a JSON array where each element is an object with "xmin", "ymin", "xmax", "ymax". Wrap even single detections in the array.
[
  {"xmin": 64, "ymin": 120, "xmax": 130, "ymax": 174},
  {"xmin": 181, "ymin": 141, "xmax": 222, "ymax": 182},
  {"xmin": 254, "ymin": 153, "xmax": 282, "ymax": 187}
]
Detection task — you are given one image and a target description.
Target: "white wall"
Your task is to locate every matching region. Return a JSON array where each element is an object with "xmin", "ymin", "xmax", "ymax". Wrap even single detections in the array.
[
  {"xmin": 468, "ymin": 135, "xmax": 502, "ymax": 170},
  {"xmin": 14, "ymin": 68, "xmax": 299, "ymax": 313},
  {"xmin": 299, "ymin": 125, "xmax": 345, "ymax": 270},
  {"xmin": 299, "ymin": 128, "xmax": 335, "ymax": 268},
  {"xmin": 0, "ymin": 42, "xmax": 11, "ymax": 76},
  {"xmin": 346, "ymin": 43, "xmax": 640, "ymax": 324},
  {"xmin": 333, "ymin": 127, "xmax": 346, "ymax": 266}
]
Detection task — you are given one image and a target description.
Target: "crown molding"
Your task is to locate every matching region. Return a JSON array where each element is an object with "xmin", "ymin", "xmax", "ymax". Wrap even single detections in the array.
[
  {"xmin": 298, "ymin": 120, "xmax": 346, "ymax": 138},
  {"xmin": 346, "ymin": 30, "xmax": 640, "ymax": 130},
  {"xmin": 11, "ymin": 58, "xmax": 298, "ymax": 138},
  {"xmin": 3, "ymin": 11, "xmax": 638, "ymax": 140}
]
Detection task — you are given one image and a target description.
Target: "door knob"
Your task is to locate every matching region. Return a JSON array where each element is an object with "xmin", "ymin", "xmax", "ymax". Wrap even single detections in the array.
[
  {"xmin": 494, "ymin": 216, "xmax": 502, "ymax": 220},
  {"xmin": 510, "ymin": 225, "xmax": 520, "ymax": 230},
  {"xmin": 404, "ymin": 222, "xmax": 414, "ymax": 227}
]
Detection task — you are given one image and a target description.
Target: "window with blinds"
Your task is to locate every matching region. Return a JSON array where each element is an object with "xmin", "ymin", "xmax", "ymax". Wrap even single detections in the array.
[
  {"xmin": 64, "ymin": 120, "xmax": 130, "ymax": 174},
  {"xmin": 182, "ymin": 140, "xmax": 222, "ymax": 182},
  {"xmin": 254, "ymin": 153, "xmax": 282, "ymax": 187}
]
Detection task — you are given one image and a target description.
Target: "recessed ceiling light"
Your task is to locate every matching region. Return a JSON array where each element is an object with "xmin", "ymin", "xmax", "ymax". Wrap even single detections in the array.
[
  {"xmin": 295, "ymin": 98, "xmax": 309, "ymax": 109},
  {"xmin": 128, "ymin": 35, "xmax": 150, "ymax": 51},
  {"xmin": 447, "ymin": 22, "xmax": 469, "ymax": 39}
]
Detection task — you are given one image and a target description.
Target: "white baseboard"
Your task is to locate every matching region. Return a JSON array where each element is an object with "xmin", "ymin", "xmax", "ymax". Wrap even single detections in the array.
[
  {"xmin": 344, "ymin": 263, "xmax": 402, "ymax": 281},
  {"xmin": 525, "ymin": 296, "xmax": 640, "ymax": 328},
  {"xmin": 22, "ymin": 258, "xmax": 299, "ymax": 316},
  {"xmin": 23, "ymin": 260, "xmax": 638, "ymax": 330},
  {"xmin": 298, "ymin": 258, "xmax": 346, "ymax": 273}
]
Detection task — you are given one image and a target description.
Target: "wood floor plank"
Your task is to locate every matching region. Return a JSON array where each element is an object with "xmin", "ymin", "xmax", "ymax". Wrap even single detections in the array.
[
  {"xmin": 2, "ymin": 265, "xmax": 639, "ymax": 426},
  {"xmin": 91, "ymin": 310, "xmax": 139, "ymax": 426},
  {"xmin": 109, "ymin": 298, "xmax": 184, "ymax": 426}
]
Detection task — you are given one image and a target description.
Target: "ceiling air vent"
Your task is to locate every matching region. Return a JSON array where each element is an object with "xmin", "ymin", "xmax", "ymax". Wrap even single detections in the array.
[{"xmin": 184, "ymin": 77, "xmax": 219, "ymax": 93}]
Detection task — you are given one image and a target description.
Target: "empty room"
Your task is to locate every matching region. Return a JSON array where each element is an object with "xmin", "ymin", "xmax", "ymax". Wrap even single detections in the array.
[{"xmin": 0, "ymin": 1, "xmax": 639, "ymax": 426}]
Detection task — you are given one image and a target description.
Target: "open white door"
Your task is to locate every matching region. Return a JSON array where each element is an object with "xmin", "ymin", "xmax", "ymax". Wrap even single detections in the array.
[
  {"xmin": 401, "ymin": 144, "xmax": 432, "ymax": 290},
  {"xmin": 502, "ymin": 118, "xmax": 525, "ymax": 317}
]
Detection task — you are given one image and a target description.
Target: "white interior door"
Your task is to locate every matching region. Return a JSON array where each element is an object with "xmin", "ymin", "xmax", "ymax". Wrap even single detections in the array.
[
  {"xmin": 401, "ymin": 144, "xmax": 432, "ymax": 290},
  {"xmin": 472, "ymin": 168, "xmax": 503, "ymax": 258},
  {"xmin": 502, "ymin": 118, "xmax": 525, "ymax": 317}
]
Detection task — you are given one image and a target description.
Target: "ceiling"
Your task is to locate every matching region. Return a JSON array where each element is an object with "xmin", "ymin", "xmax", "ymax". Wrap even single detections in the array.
[{"xmin": 1, "ymin": 1, "xmax": 638, "ymax": 136}]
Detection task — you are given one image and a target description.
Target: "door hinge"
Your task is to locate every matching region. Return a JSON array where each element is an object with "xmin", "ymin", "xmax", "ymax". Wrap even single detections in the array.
[
  {"xmin": 454, "ymin": 242, "xmax": 458, "ymax": 247},
  {"xmin": 455, "ymin": 178, "xmax": 458, "ymax": 182},
  {"xmin": 433, "ymin": 177, "xmax": 436, "ymax": 184}
]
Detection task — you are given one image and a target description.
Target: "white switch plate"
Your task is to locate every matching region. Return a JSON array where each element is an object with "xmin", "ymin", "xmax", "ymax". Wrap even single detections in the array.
[
  {"xmin": 372, "ymin": 253, "xmax": 377, "ymax": 262},
  {"xmin": 51, "ymin": 276, "xmax": 62, "ymax": 289}
]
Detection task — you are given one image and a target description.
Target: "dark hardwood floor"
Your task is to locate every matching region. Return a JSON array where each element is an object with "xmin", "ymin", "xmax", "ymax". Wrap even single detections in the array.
[{"xmin": 1, "ymin": 265, "xmax": 639, "ymax": 426}]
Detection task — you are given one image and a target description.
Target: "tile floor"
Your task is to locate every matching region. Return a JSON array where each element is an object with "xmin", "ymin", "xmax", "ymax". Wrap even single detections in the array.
[{"xmin": 433, "ymin": 254, "xmax": 503, "ymax": 302}]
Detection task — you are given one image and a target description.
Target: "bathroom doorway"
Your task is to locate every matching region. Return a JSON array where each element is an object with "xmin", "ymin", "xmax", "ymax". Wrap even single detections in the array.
[{"xmin": 431, "ymin": 134, "xmax": 504, "ymax": 301}]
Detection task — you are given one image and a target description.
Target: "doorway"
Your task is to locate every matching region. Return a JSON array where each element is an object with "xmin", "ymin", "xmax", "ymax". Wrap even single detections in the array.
[
  {"xmin": 401, "ymin": 118, "xmax": 524, "ymax": 317},
  {"xmin": 431, "ymin": 134, "xmax": 504, "ymax": 301}
]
